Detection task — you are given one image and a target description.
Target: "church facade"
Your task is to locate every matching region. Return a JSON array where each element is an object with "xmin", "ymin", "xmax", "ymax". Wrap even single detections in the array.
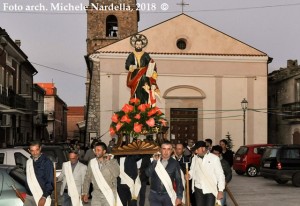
[{"xmin": 86, "ymin": 12, "xmax": 271, "ymax": 150}]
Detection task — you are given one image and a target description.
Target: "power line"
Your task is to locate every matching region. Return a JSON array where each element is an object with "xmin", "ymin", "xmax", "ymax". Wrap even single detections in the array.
[{"xmin": 31, "ymin": 62, "xmax": 86, "ymax": 78}]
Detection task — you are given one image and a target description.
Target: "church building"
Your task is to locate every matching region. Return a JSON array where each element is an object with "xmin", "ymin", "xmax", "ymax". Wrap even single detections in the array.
[{"xmin": 85, "ymin": 0, "xmax": 271, "ymax": 150}]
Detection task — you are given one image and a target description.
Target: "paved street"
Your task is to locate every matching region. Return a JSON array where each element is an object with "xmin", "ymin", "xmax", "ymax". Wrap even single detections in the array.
[
  {"xmin": 141, "ymin": 172, "xmax": 300, "ymax": 206},
  {"xmin": 221, "ymin": 173, "xmax": 300, "ymax": 206},
  {"xmin": 59, "ymin": 172, "xmax": 300, "ymax": 206}
]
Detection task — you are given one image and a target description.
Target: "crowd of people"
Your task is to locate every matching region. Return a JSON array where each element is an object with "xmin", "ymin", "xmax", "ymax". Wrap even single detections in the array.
[{"xmin": 22, "ymin": 138, "xmax": 234, "ymax": 206}]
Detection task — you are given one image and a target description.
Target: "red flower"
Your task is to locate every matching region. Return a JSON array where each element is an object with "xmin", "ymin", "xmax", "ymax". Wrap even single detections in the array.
[
  {"xmin": 159, "ymin": 119, "xmax": 167, "ymax": 127},
  {"xmin": 130, "ymin": 98, "xmax": 140, "ymax": 105},
  {"xmin": 157, "ymin": 109, "xmax": 162, "ymax": 115},
  {"xmin": 134, "ymin": 123, "xmax": 143, "ymax": 133},
  {"xmin": 121, "ymin": 115, "xmax": 131, "ymax": 124},
  {"xmin": 146, "ymin": 118, "xmax": 155, "ymax": 127},
  {"xmin": 138, "ymin": 104, "xmax": 150, "ymax": 112},
  {"xmin": 116, "ymin": 122, "xmax": 124, "ymax": 131},
  {"xmin": 111, "ymin": 113, "xmax": 119, "ymax": 123},
  {"xmin": 122, "ymin": 104, "xmax": 134, "ymax": 113},
  {"xmin": 134, "ymin": 113, "xmax": 141, "ymax": 120},
  {"xmin": 109, "ymin": 127, "xmax": 116, "ymax": 136},
  {"xmin": 148, "ymin": 107, "xmax": 159, "ymax": 117}
]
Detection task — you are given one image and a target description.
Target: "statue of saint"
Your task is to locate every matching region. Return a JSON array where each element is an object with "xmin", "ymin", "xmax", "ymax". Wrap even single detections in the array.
[{"xmin": 125, "ymin": 34, "xmax": 160, "ymax": 106}]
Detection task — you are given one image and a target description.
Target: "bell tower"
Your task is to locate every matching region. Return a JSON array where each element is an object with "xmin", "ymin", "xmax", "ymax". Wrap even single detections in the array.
[
  {"xmin": 85, "ymin": 0, "xmax": 139, "ymax": 143},
  {"xmin": 86, "ymin": 0, "xmax": 139, "ymax": 54}
]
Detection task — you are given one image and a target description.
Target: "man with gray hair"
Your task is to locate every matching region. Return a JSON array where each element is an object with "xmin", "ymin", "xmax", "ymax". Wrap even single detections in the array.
[
  {"xmin": 24, "ymin": 141, "xmax": 54, "ymax": 206},
  {"xmin": 57, "ymin": 150, "xmax": 87, "ymax": 206}
]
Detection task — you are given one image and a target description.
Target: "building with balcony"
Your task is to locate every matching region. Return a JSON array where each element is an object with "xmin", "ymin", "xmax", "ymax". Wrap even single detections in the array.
[
  {"xmin": 0, "ymin": 27, "xmax": 38, "ymax": 147},
  {"xmin": 37, "ymin": 83, "xmax": 67, "ymax": 142},
  {"xmin": 268, "ymin": 59, "xmax": 300, "ymax": 144}
]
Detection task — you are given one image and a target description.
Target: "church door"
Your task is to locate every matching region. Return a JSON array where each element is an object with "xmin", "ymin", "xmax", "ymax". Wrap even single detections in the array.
[{"xmin": 170, "ymin": 108, "xmax": 198, "ymax": 144}]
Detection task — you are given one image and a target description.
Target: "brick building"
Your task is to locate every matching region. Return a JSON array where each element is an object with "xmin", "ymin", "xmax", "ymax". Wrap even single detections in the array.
[{"xmin": 67, "ymin": 106, "xmax": 84, "ymax": 141}]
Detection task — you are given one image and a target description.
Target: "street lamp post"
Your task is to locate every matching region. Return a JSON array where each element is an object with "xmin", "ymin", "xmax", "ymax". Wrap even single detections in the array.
[{"xmin": 241, "ymin": 98, "xmax": 248, "ymax": 145}]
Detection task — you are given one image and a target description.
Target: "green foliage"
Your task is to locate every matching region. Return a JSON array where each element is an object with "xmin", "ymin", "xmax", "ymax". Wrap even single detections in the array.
[{"xmin": 225, "ymin": 132, "xmax": 234, "ymax": 150}]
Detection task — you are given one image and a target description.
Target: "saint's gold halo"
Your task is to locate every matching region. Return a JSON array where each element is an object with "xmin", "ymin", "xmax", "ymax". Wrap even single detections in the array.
[{"xmin": 130, "ymin": 34, "xmax": 148, "ymax": 48}]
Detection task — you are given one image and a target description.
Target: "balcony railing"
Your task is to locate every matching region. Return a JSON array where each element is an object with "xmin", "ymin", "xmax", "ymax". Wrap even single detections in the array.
[
  {"xmin": 24, "ymin": 98, "xmax": 38, "ymax": 114},
  {"xmin": 282, "ymin": 102, "xmax": 300, "ymax": 121},
  {"xmin": 0, "ymin": 89, "xmax": 37, "ymax": 111},
  {"xmin": 12, "ymin": 94, "xmax": 26, "ymax": 109}
]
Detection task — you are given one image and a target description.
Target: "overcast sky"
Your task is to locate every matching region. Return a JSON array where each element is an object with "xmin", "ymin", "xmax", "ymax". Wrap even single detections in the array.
[{"xmin": 1, "ymin": 0, "xmax": 300, "ymax": 106}]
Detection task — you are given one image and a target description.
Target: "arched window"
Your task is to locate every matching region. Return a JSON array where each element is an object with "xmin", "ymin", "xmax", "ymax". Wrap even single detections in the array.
[{"xmin": 106, "ymin": 15, "xmax": 118, "ymax": 37}]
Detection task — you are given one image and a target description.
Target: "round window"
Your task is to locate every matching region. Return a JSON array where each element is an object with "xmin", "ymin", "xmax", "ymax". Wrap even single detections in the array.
[{"xmin": 176, "ymin": 39, "xmax": 187, "ymax": 50}]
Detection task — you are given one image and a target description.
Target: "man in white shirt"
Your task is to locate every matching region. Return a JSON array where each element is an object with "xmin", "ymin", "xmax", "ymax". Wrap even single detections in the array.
[{"xmin": 188, "ymin": 141, "xmax": 225, "ymax": 206}]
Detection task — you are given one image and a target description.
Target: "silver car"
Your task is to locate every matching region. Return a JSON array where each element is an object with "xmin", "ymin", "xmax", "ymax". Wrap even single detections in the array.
[{"xmin": 0, "ymin": 165, "xmax": 26, "ymax": 206}]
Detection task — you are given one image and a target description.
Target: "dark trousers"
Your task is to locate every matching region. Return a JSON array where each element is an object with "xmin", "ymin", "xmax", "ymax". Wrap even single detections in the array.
[
  {"xmin": 118, "ymin": 184, "xmax": 131, "ymax": 205},
  {"xmin": 149, "ymin": 190, "xmax": 173, "ymax": 206},
  {"xmin": 194, "ymin": 187, "xmax": 215, "ymax": 206},
  {"xmin": 62, "ymin": 192, "xmax": 72, "ymax": 206},
  {"xmin": 139, "ymin": 181, "xmax": 147, "ymax": 206}
]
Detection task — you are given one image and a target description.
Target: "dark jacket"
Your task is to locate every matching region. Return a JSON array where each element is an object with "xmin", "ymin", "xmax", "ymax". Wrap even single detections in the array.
[
  {"xmin": 25, "ymin": 154, "xmax": 54, "ymax": 198},
  {"xmin": 222, "ymin": 149, "xmax": 234, "ymax": 167},
  {"xmin": 221, "ymin": 158, "xmax": 232, "ymax": 183},
  {"xmin": 175, "ymin": 155, "xmax": 191, "ymax": 174},
  {"xmin": 145, "ymin": 157, "xmax": 183, "ymax": 199}
]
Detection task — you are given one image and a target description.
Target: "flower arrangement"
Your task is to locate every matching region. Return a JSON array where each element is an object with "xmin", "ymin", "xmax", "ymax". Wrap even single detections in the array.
[{"xmin": 109, "ymin": 98, "xmax": 168, "ymax": 138}]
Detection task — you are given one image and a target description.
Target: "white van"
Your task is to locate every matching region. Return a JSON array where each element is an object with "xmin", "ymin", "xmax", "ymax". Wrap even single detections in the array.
[{"xmin": 0, "ymin": 148, "xmax": 30, "ymax": 169}]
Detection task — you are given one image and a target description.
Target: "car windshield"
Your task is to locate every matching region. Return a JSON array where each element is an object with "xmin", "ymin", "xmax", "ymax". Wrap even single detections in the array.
[
  {"xmin": 236, "ymin": 146, "xmax": 248, "ymax": 155},
  {"xmin": 263, "ymin": 148, "xmax": 278, "ymax": 158}
]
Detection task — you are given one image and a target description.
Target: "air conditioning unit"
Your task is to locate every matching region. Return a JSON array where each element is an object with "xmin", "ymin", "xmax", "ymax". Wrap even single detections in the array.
[{"xmin": 2, "ymin": 114, "xmax": 11, "ymax": 126}]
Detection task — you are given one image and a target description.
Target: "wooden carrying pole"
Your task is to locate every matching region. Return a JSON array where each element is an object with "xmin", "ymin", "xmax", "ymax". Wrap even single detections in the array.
[
  {"xmin": 226, "ymin": 185, "xmax": 238, "ymax": 206},
  {"xmin": 53, "ymin": 162, "xmax": 58, "ymax": 206},
  {"xmin": 185, "ymin": 163, "xmax": 190, "ymax": 206}
]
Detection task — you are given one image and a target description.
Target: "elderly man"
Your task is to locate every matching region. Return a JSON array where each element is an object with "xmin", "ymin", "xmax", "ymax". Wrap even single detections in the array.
[
  {"xmin": 57, "ymin": 150, "xmax": 87, "ymax": 206},
  {"xmin": 24, "ymin": 141, "xmax": 54, "ymax": 206},
  {"xmin": 81, "ymin": 142, "xmax": 121, "ymax": 206},
  {"xmin": 188, "ymin": 141, "xmax": 225, "ymax": 206},
  {"xmin": 146, "ymin": 141, "xmax": 183, "ymax": 206}
]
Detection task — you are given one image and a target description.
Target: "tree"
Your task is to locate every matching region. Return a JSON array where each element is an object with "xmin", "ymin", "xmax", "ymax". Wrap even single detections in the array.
[{"xmin": 225, "ymin": 132, "xmax": 234, "ymax": 150}]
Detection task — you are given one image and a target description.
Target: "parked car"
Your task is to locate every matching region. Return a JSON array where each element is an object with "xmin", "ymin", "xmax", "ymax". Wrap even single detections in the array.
[
  {"xmin": 233, "ymin": 144, "xmax": 273, "ymax": 177},
  {"xmin": 0, "ymin": 148, "xmax": 31, "ymax": 169},
  {"xmin": 260, "ymin": 144, "xmax": 300, "ymax": 186},
  {"xmin": 0, "ymin": 165, "xmax": 26, "ymax": 206}
]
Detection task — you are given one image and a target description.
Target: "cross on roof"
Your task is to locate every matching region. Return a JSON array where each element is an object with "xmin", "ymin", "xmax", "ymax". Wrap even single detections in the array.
[{"xmin": 177, "ymin": 0, "xmax": 189, "ymax": 13}]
